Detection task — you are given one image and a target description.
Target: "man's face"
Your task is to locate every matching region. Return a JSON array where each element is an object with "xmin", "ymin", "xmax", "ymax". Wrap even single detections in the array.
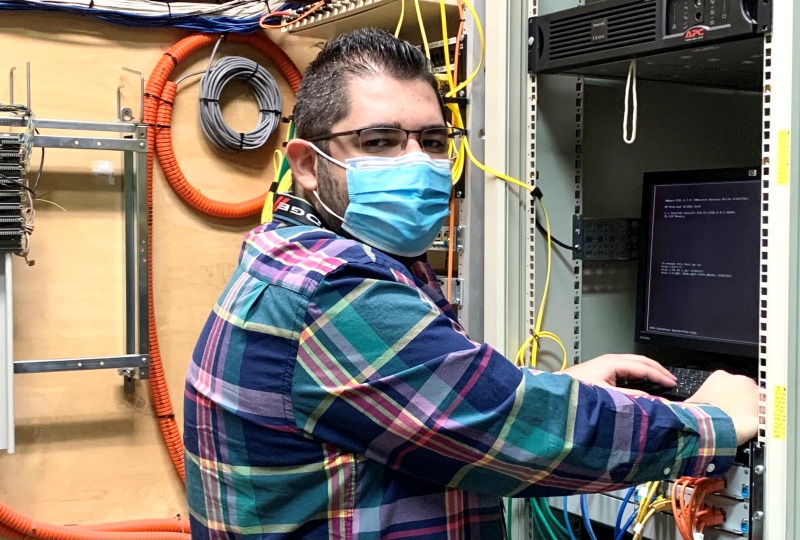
[{"xmin": 314, "ymin": 74, "xmax": 446, "ymax": 228}]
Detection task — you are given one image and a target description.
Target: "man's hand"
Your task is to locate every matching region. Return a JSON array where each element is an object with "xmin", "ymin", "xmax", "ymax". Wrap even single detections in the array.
[
  {"xmin": 685, "ymin": 370, "xmax": 759, "ymax": 446},
  {"xmin": 558, "ymin": 354, "xmax": 677, "ymax": 395}
]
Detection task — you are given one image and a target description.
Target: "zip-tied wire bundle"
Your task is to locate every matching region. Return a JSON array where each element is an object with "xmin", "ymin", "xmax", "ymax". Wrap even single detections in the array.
[
  {"xmin": 0, "ymin": 0, "xmax": 303, "ymax": 33},
  {"xmin": 199, "ymin": 56, "xmax": 283, "ymax": 152}
]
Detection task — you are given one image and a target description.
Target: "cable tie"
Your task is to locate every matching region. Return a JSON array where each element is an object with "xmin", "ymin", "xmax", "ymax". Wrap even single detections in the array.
[
  {"xmin": 281, "ymin": 115, "xmax": 293, "ymax": 123},
  {"xmin": 88, "ymin": 0, "xmax": 94, "ymax": 7},
  {"xmin": 260, "ymin": 109, "xmax": 281, "ymax": 115},
  {"xmin": 157, "ymin": 413, "xmax": 175, "ymax": 420},
  {"xmin": 237, "ymin": 133, "xmax": 245, "ymax": 152},
  {"xmin": 142, "ymin": 122, "xmax": 171, "ymax": 129},
  {"xmin": 164, "ymin": 0, "xmax": 172, "ymax": 22},
  {"xmin": 164, "ymin": 52, "xmax": 179, "ymax": 66},
  {"xmin": 199, "ymin": 97, "xmax": 220, "ymax": 103},
  {"xmin": 531, "ymin": 187, "xmax": 543, "ymax": 200},
  {"xmin": 243, "ymin": 62, "xmax": 260, "ymax": 83},
  {"xmin": 143, "ymin": 92, "xmax": 174, "ymax": 106},
  {"xmin": 268, "ymin": 180, "xmax": 280, "ymax": 193}
]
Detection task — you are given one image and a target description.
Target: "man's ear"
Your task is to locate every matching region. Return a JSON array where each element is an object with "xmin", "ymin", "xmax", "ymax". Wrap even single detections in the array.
[{"xmin": 286, "ymin": 140, "xmax": 318, "ymax": 194}]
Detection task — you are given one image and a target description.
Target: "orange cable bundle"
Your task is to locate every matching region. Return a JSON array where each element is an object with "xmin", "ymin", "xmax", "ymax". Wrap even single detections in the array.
[
  {"xmin": 143, "ymin": 32, "xmax": 302, "ymax": 485},
  {"xmin": 259, "ymin": 1, "xmax": 326, "ymax": 29},
  {"xmin": 670, "ymin": 476, "xmax": 726, "ymax": 538}
]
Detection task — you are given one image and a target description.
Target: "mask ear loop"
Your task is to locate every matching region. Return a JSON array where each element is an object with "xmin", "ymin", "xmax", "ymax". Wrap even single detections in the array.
[
  {"xmin": 307, "ymin": 141, "xmax": 350, "ymax": 170},
  {"xmin": 305, "ymin": 141, "xmax": 348, "ymax": 223},
  {"xmin": 623, "ymin": 59, "xmax": 638, "ymax": 145},
  {"xmin": 313, "ymin": 190, "xmax": 344, "ymax": 222}
]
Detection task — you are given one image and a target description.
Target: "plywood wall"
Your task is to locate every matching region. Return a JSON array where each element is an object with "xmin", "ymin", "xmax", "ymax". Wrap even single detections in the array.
[{"xmin": 0, "ymin": 12, "xmax": 319, "ymax": 525}]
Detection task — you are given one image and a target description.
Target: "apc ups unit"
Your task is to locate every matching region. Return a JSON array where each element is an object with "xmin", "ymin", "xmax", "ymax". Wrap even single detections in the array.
[{"xmin": 529, "ymin": 0, "xmax": 772, "ymax": 75}]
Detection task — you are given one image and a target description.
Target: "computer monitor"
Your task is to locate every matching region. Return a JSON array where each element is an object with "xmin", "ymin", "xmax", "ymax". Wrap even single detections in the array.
[{"xmin": 635, "ymin": 167, "xmax": 761, "ymax": 358}]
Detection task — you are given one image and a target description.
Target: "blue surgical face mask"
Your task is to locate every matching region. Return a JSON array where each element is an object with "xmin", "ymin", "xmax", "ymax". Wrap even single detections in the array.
[{"xmin": 309, "ymin": 144, "xmax": 453, "ymax": 258}]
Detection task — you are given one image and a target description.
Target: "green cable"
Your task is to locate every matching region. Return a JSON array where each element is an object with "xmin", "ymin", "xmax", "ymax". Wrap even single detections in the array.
[
  {"xmin": 277, "ymin": 121, "xmax": 295, "ymax": 181},
  {"xmin": 540, "ymin": 498, "xmax": 572, "ymax": 538},
  {"xmin": 506, "ymin": 498, "xmax": 513, "ymax": 540},
  {"xmin": 531, "ymin": 498, "xmax": 564, "ymax": 540},
  {"xmin": 530, "ymin": 498, "xmax": 566, "ymax": 540},
  {"xmin": 531, "ymin": 502, "xmax": 548, "ymax": 540}
]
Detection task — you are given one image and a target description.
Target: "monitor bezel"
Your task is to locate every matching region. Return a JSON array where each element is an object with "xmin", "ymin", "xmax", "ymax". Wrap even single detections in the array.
[{"xmin": 634, "ymin": 166, "xmax": 761, "ymax": 358}]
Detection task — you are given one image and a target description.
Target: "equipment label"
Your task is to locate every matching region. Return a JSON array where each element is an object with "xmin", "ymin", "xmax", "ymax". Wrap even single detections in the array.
[
  {"xmin": 772, "ymin": 384, "xmax": 787, "ymax": 441},
  {"xmin": 777, "ymin": 130, "xmax": 791, "ymax": 186}
]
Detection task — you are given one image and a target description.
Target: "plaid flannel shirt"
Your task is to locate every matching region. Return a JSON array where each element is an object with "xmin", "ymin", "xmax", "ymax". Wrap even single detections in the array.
[{"xmin": 184, "ymin": 220, "xmax": 737, "ymax": 539}]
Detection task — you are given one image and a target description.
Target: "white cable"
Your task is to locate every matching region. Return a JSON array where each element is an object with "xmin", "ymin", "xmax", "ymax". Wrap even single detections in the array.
[
  {"xmin": 623, "ymin": 58, "xmax": 638, "ymax": 144},
  {"xmin": 6, "ymin": 0, "xmax": 278, "ymax": 18},
  {"xmin": 198, "ymin": 56, "xmax": 283, "ymax": 152}
]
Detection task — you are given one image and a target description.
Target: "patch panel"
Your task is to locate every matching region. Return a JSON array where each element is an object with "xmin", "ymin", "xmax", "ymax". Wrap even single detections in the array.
[
  {"xmin": 427, "ymin": 34, "xmax": 467, "ymax": 85},
  {"xmin": 0, "ymin": 133, "xmax": 26, "ymax": 253}
]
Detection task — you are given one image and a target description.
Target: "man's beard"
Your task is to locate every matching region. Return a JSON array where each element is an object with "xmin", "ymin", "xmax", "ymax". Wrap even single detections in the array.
[{"xmin": 314, "ymin": 157, "xmax": 350, "ymax": 236}]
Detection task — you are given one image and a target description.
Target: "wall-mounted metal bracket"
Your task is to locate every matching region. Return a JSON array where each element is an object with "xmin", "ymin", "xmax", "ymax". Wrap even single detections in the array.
[
  {"xmin": 435, "ymin": 276, "xmax": 464, "ymax": 306},
  {"xmin": 121, "ymin": 67, "xmax": 144, "ymax": 122},
  {"xmin": 0, "ymin": 116, "xmax": 149, "ymax": 452}
]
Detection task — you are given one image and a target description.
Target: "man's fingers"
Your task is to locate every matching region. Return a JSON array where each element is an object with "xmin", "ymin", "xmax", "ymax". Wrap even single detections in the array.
[
  {"xmin": 613, "ymin": 359, "xmax": 677, "ymax": 387},
  {"xmin": 616, "ymin": 355, "xmax": 677, "ymax": 382},
  {"xmin": 600, "ymin": 354, "xmax": 677, "ymax": 386}
]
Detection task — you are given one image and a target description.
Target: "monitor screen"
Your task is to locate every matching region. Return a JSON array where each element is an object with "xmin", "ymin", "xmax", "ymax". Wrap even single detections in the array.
[{"xmin": 635, "ymin": 167, "xmax": 761, "ymax": 357}]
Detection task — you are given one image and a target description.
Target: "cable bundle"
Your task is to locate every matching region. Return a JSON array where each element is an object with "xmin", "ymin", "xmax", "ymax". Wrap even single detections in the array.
[
  {"xmin": 199, "ymin": 56, "xmax": 283, "ymax": 152},
  {"xmin": 528, "ymin": 497, "xmax": 578, "ymax": 539},
  {"xmin": 0, "ymin": 1, "xmax": 307, "ymax": 33},
  {"xmin": 671, "ymin": 477, "xmax": 726, "ymax": 539}
]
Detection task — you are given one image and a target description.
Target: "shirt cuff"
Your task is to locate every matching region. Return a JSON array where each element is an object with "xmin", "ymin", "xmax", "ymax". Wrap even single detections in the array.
[{"xmin": 669, "ymin": 403, "xmax": 738, "ymax": 479}]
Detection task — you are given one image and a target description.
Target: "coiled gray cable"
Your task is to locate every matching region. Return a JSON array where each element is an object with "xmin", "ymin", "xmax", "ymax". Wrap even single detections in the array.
[{"xmin": 198, "ymin": 55, "xmax": 283, "ymax": 152}]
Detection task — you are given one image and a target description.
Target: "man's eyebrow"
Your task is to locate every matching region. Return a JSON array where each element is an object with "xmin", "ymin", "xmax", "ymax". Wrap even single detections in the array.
[
  {"xmin": 420, "ymin": 123, "xmax": 449, "ymax": 130},
  {"xmin": 355, "ymin": 122, "xmax": 449, "ymax": 130},
  {"xmin": 358, "ymin": 122, "xmax": 402, "ymax": 129}
]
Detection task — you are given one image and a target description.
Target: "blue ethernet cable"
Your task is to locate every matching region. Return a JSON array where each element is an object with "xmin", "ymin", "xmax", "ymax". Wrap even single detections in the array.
[
  {"xmin": 580, "ymin": 495, "xmax": 599, "ymax": 540},
  {"xmin": 614, "ymin": 487, "xmax": 636, "ymax": 537},
  {"xmin": 562, "ymin": 497, "xmax": 577, "ymax": 540}
]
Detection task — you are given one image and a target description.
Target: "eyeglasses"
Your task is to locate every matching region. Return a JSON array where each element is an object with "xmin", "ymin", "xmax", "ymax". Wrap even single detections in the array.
[{"xmin": 307, "ymin": 126, "xmax": 466, "ymax": 157}]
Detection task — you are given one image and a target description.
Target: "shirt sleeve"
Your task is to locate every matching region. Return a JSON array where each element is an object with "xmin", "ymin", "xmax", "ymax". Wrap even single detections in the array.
[{"xmin": 291, "ymin": 263, "xmax": 738, "ymax": 498}]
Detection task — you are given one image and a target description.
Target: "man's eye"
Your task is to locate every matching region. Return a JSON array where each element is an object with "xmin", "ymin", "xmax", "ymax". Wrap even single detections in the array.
[
  {"xmin": 422, "ymin": 139, "xmax": 447, "ymax": 151},
  {"xmin": 362, "ymin": 137, "xmax": 395, "ymax": 148}
]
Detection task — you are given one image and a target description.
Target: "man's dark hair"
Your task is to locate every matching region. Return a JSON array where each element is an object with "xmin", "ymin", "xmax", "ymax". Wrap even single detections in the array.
[{"xmin": 293, "ymin": 28, "xmax": 444, "ymax": 143}]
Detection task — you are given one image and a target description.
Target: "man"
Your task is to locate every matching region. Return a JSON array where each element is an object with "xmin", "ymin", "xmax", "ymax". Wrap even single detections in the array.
[{"xmin": 184, "ymin": 28, "xmax": 758, "ymax": 539}]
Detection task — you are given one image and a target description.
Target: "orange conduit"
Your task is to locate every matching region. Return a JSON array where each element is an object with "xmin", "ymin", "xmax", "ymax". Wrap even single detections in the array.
[
  {"xmin": 0, "ymin": 500, "xmax": 190, "ymax": 540},
  {"xmin": 0, "ymin": 520, "xmax": 26, "ymax": 539},
  {"xmin": 149, "ymin": 33, "xmax": 303, "ymax": 219},
  {"xmin": 75, "ymin": 519, "xmax": 190, "ymax": 533},
  {"xmin": 142, "ymin": 33, "xmax": 302, "ymax": 483}
]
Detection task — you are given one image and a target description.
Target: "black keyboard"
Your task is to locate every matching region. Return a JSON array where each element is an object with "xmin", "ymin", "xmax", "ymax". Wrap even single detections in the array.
[{"xmin": 620, "ymin": 366, "xmax": 713, "ymax": 401}]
